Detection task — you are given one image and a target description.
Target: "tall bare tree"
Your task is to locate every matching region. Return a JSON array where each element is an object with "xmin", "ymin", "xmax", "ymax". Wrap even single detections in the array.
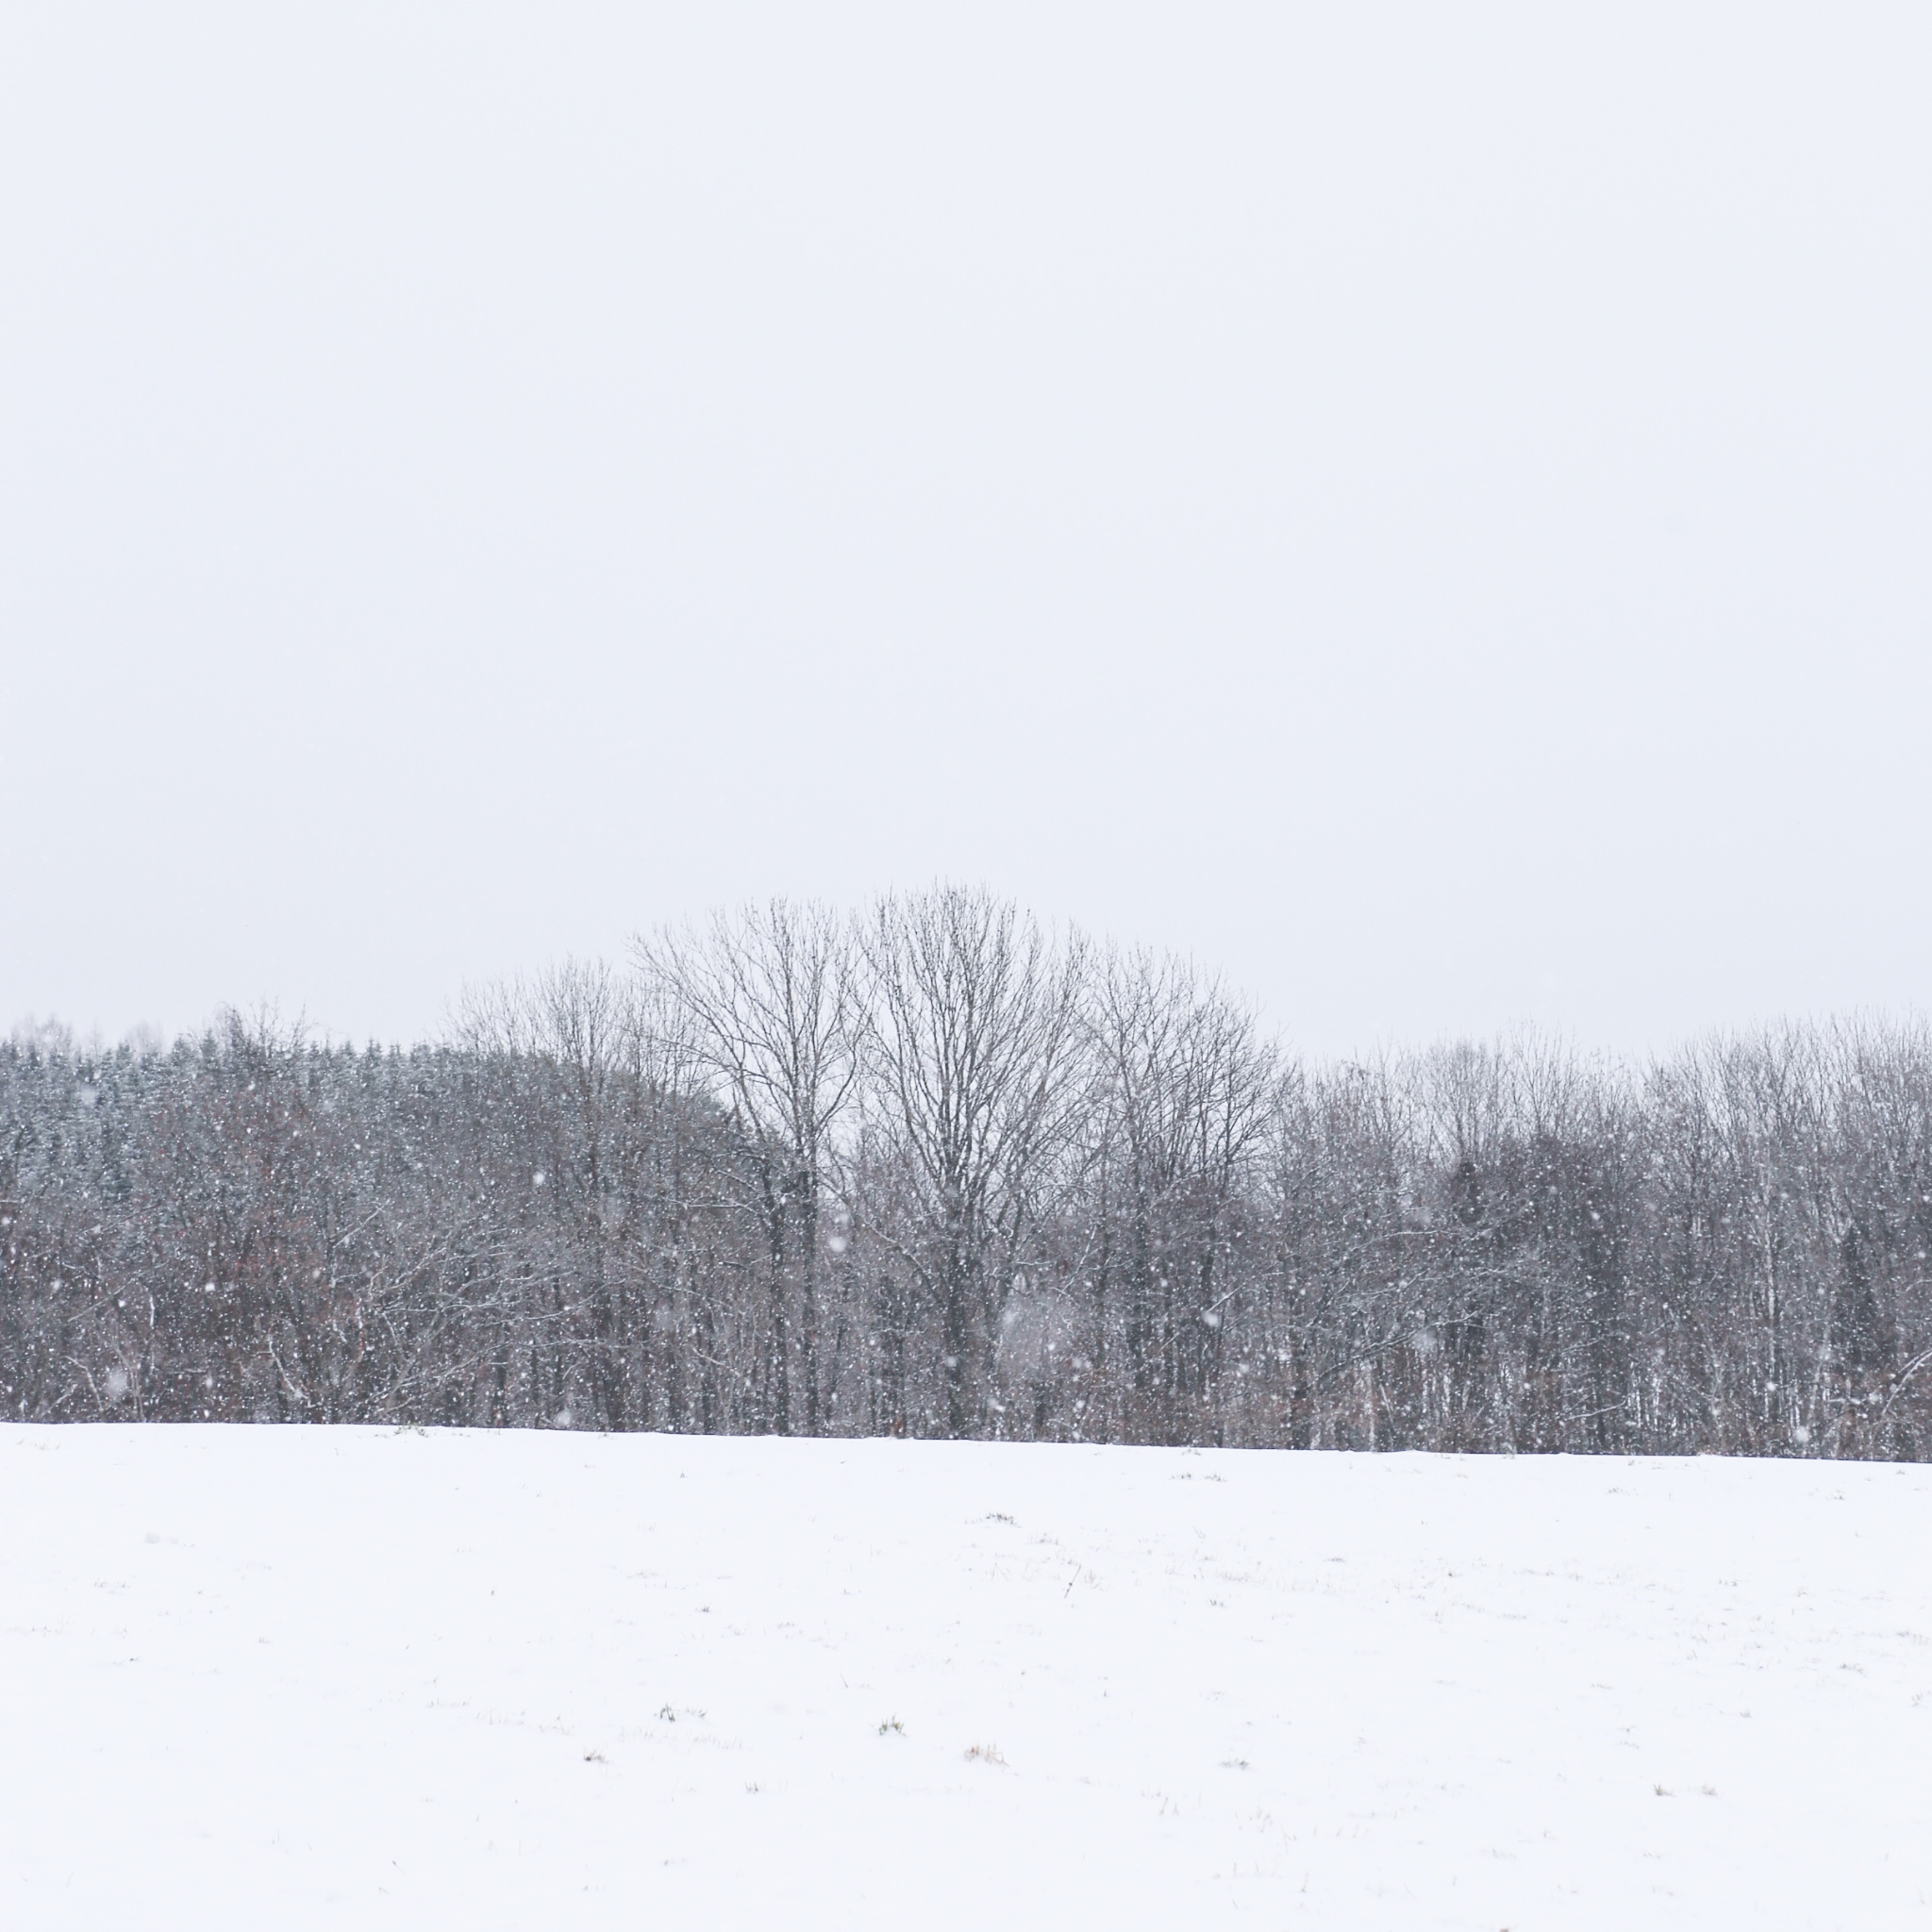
[
  {"xmin": 858, "ymin": 888, "xmax": 1089, "ymax": 1436},
  {"xmin": 640, "ymin": 901, "xmax": 858, "ymax": 1433},
  {"xmin": 1090, "ymin": 950, "xmax": 1273, "ymax": 1431}
]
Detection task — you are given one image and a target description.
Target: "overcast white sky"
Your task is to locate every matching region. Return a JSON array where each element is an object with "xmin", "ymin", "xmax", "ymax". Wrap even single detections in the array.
[{"xmin": 3, "ymin": 4, "xmax": 1927, "ymax": 1059}]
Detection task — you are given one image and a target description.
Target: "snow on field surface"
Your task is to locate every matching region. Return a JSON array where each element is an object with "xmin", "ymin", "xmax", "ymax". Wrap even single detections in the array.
[{"xmin": 2, "ymin": 1429, "xmax": 1927, "ymax": 1929}]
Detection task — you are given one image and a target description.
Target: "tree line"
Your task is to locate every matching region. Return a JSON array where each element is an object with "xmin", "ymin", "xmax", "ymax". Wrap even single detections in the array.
[{"xmin": 5, "ymin": 889, "xmax": 1930, "ymax": 1457}]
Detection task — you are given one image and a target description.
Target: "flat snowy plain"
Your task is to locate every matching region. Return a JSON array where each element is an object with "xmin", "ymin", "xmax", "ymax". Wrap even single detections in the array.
[{"xmin": 2, "ymin": 1427, "xmax": 1926, "ymax": 1928}]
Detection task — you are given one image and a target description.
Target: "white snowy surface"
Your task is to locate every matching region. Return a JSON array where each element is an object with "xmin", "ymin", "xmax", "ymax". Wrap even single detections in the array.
[{"xmin": 2, "ymin": 1427, "xmax": 1927, "ymax": 1929}]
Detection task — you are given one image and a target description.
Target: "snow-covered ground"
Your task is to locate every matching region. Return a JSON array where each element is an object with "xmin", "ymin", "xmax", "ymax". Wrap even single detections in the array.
[{"xmin": 1, "ymin": 1427, "xmax": 1926, "ymax": 1928}]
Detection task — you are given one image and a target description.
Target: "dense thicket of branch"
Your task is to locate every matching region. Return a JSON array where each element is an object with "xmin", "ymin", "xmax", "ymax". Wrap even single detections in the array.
[{"xmin": 6, "ymin": 890, "xmax": 1930, "ymax": 1457}]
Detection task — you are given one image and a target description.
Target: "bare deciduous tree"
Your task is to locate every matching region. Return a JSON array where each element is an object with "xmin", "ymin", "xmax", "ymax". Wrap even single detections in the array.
[
  {"xmin": 640, "ymin": 901, "xmax": 858, "ymax": 1433},
  {"xmin": 858, "ymin": 888, "xmax": 1088, "ymax": 1436}
]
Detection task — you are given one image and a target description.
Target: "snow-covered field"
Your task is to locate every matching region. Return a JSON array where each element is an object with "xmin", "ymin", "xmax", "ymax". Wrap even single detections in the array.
[{"xmin": 2, "ymin": 1427, "xmax": 1926, "ymax": 1928}]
